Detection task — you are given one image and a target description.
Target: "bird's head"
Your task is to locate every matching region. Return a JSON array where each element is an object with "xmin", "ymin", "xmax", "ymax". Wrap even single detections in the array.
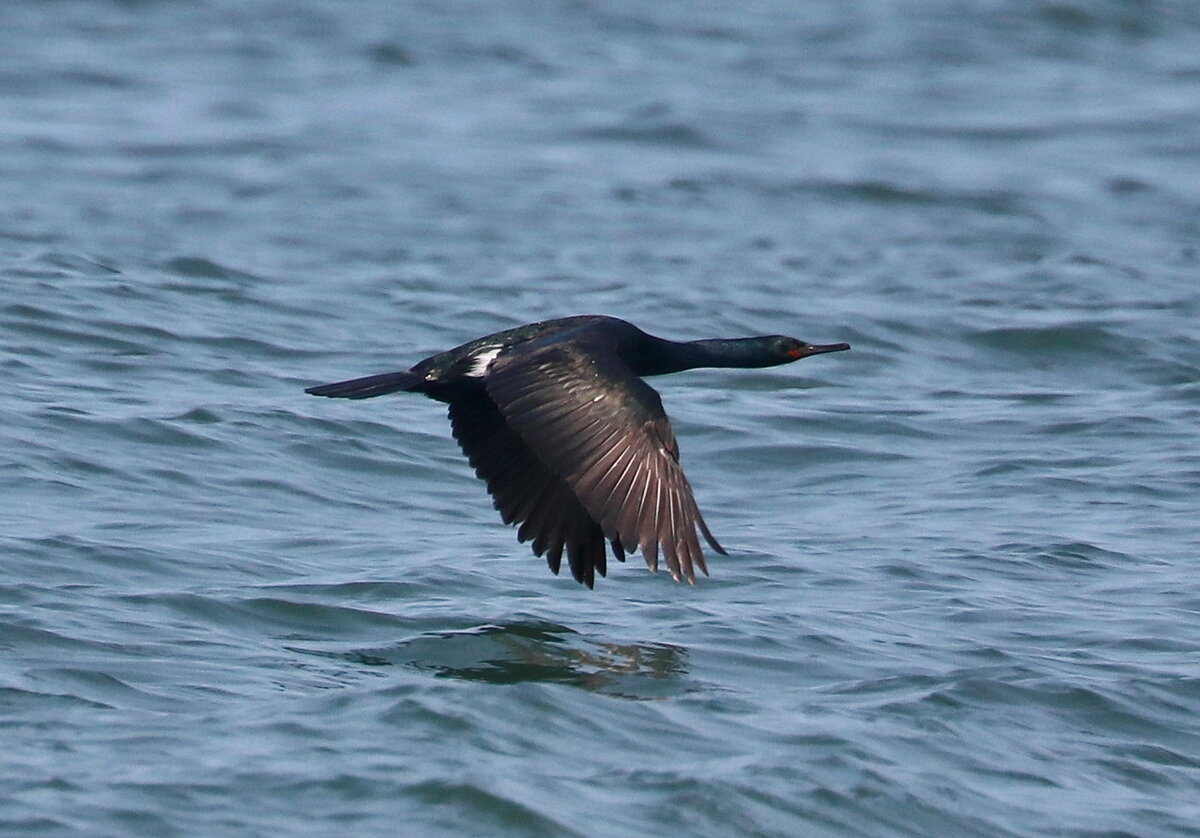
[{"xmin": 768, "ymin": 336, "xmax": 851, "ymax": 365}]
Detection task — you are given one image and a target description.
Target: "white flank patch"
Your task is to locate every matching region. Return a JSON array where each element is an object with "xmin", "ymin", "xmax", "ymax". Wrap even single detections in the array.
[{"xmin": 466, "ymin": 346, "xmax": 502, "ymax": 377}]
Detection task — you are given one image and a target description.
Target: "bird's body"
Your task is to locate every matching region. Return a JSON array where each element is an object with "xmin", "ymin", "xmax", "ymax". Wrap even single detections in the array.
[{"xmin": 306, "ymin": 315, "xmax": 848, "ymax": 588}]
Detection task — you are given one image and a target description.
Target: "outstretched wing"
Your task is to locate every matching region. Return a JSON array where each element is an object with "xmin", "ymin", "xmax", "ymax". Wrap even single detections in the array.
[
  {"xmin": 484, "ymin": 337, "xmax": 724, "ymax": 584},
  {"xmin": 447, "ymin": 390, "xmax": 614, "ymax": 588}
]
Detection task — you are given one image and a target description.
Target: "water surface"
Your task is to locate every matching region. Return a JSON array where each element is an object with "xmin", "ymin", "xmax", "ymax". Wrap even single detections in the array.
[{"xmin": 3, "ymin": 2, "xmax": 1200, "ymax": 836}]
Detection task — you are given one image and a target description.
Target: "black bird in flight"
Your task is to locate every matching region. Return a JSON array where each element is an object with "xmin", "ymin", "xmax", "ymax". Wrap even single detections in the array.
[{"xmin": 306, "ymin": 315, "xmax": 849, "ymax": 588}]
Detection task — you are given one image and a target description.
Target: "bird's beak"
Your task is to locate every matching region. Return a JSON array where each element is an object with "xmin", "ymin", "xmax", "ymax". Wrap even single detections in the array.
[{"xmin": 800, "ymin": 342, "xmax": 851, "ymax": 357}]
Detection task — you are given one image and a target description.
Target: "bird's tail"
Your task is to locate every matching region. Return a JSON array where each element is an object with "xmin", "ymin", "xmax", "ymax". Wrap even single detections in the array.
[{"xmin": 305, "ymin": 369, "xmax": 423, "ymax": 399}]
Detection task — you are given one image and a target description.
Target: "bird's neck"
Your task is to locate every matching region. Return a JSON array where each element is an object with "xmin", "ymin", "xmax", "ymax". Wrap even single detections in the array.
[{"xmin": 635, "ymin": 337, "xmax": 771, "ymax": 376}]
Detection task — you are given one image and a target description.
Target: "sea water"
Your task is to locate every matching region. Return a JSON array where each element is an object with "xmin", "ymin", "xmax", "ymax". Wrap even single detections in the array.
[{"xmin": 3, "ymin": 2, "xmax": 1199, "ymax": 836}]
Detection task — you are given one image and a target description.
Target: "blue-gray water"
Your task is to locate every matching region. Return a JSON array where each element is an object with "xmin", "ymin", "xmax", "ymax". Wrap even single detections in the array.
[{"xmin": 3, "ymin": 2, "xmax": 1200, "ymax": 836}]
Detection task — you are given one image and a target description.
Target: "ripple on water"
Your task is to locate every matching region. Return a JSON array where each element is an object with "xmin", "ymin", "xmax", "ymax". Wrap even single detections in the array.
[
  {"xmin": 309, "ymin": 621, "xmax": 695, "ymax": 701},
  {"xmin": 401, "ymin": 780, "xmax": 581, "ymax": 838}
]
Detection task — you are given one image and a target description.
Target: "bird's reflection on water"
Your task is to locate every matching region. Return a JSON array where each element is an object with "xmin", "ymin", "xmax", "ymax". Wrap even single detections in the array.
[{"xmin": 350, "ymin": 622, "xmax": 691, "ymax": 699}]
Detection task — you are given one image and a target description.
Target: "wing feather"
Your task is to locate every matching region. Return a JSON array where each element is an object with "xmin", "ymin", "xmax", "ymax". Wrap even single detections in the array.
[
  {"xmin": 447, "ymin": 392, "xmax": 608, "ymax": 587},
  {"xmin": 484, "ymin": 337, "xmax": 723, "ymax": 583}
]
